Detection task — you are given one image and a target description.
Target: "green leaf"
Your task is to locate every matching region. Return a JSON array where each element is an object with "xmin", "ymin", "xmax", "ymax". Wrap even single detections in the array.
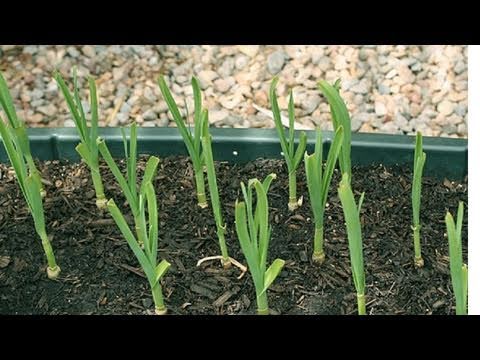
[
  {"xmin": 88, "ymin": 77, "xmax": 99, "ymax": 149},
  {"xmin": 192, "ymin": 76, "xmax": 203, "ymax": 155},
  {"xmin": 0, "ymin": 118, "xmax": 28, "ymax": 197},
  {"xmin": 54, "ymin": 70, "xmax": 87, "ymax": 142},
  {"xmin": 0, "ymin": 71, "xmax": 19, "ymax": 127},
  {"xmin": 158, "ymin": 76, "xmax": 199, "ymax": 167},
  {"xmin": 292, "ymin": 131, "xmax": 307, "ymax": 170},
  {"xmin": 235, "ymin": 200, "xmax": 262, "ymax": 286},
  {"xmin": 76, "ymin": 143, "xmax": 93, "ymax": 168},
  {"xmin": 318, "ymin": 80, "xmax": 351, "ymax": 180},
  {"xmin": 144, "ymin": 181, "xmax": 158, "ymax": 263},
  {"xmin": 446, "ymin": 203, "xmax": 467, "ymax": 315},
  {"xmin": 321, "ymin": 126, "xmax": 344, "ymax": 209},
  {"xmin": 97, "ymin": 137, "xmax": 137, "ymax": 211},
  {"xmin": 106, "ymin": 199, "xmax": 156, "ymax": 287},
  {"xmin": 288, "ymin": 90, "xmax": 295, "ymax": 157},
  {"xmin": 260, "ymin": 258, "xmax": 285, "ymax": 296},
  {"xmin": 140, "ymin": 156, "xmax": 160, "ymax": 194},
  {"xmin": 253, "ymin": 180, "xmax": 269, "ymax": 271},
  {"xmin": 261, "ymin": 173, "xmax": 277, "ymax": 194},
  {"xmin": 155, "ymin": 259, "xmax": 171, "ymax": 283},
  {"xmin": 269, "ymin": 77, "xmax": 291, "ymax": 169},
  {"xmin": 456, "ymin": 201, "xmax": 464, "ymax": 242},
  {"xmin": 338, "ymin": 173, "xmax": 365, "ymax": 295},
  {"xmin": 25, "ymin": 174, "xmax": 47, "ymax": 238}
]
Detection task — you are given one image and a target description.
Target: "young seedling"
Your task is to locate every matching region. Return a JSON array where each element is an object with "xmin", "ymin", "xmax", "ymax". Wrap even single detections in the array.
[
  {"xmin": 235, "ymin": 174, "xmax": 285, "ymax": 315},
  {"xmin": 269, "ymin": 77, "xmax": 307, "ymax": 211},
  {"xmin": 445, "ymin": 201, "xmax": 467, "ymax": 315},
  {"xmin": 107, "ymin": 181, "xmax": 171, "ymax": 315},
  {"xmin": 338, "ymin": 173, "xmax": 366, "ymax": 315},
  {"xmin": 304, "ymin": 126, "xmax": 344, "ymax": 264},
  {"xmin": 0, "ymin": 71, "xmax": 45, "ymax": 197},
  {"xmin": 97, "ymin": 123, "xmax": 158, "ymax": 247},
  {"xmin": 411, "ymin": 132, "xmax": 426, "ymax": 268},
  {"xmin": 158, "ymin": 75, "xmax": 208, "ymax": 209},
  {"xmin": 0, "ymin": 115, "xmax": 60, "ymax": 279},
  {"xmin": 200, "ymin": 110, "xmax": 231, "ymax": 268},
  {"xmin": 54, "ymin": 69, "xmax": 107, "ymax": 209},
  {"xmin": 318, "ymin": 79, "xmax": 352, "ymax": 181}
]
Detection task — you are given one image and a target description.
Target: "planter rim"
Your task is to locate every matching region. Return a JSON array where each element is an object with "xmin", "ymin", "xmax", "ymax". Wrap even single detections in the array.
[{"xmin": 0, "ymin": 127, "xmax": 468, "ymax": 180}]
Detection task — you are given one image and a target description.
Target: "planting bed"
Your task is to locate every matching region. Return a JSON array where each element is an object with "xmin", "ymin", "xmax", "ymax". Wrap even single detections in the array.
[{"xmin": 0, "ymin": 155, "xmax": 467, "ymax": 315}]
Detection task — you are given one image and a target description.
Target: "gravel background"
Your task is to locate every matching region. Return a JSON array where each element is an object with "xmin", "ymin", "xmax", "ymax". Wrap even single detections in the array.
[{"xmin": 0, "ymin": 45, "xmax": 468, "ymax": 138}]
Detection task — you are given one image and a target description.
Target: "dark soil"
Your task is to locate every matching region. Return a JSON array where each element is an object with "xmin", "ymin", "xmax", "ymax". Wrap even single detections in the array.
[{"xmin": 0, "ymin": 156, "xmax": 468, "ymax": 315}]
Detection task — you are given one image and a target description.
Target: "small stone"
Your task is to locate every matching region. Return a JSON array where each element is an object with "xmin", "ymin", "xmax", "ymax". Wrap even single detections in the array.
[
  {"xmin": 378, "ymin": 83, "xmax": 391, "ymax": 95},
  {"xmin": 64, "ymin": 119, "xmax": 75, "ymax": 127},
  {"xmin": 30, "ymin": 88, "xmax": 44, "ymax": 101},
  {"xmin": 238, "ymin": 45, "xmax": 260, "ymax": 58},
  {"xmin": 443, "ymin": 123, "xmax": 457, "ymax": 135},
  {"xmin": 454, "ymin": 104, "xmax": 467, "ymax": 117},
  {"xmin": 220, "ymin": 94, "xmax": 243, "ymax": 110},
  {"xmin": 385, "ymin": 69, "xmax": 397, "ymax": 79},
  {"xmin": 358, "ymin": 48, "xmax": 369, "ymax": 61},
  {"xmin": 143, "ymin": 87, "xmax": 157, "ymax": 102},
  {"xmin": 301, "ymin": 94, "xmax": 321, "ymax": 114},
  {"xmin": 454, "ymin": 61, "xmax": 466, "ymax": 75},
  {"xmin": 267, "ymin": 50, "xmax": 287, "ymax": 74},
  {"xmin": 37, "ymin": 104, "xmax": 56, "ymax": 117},
  {"xmin": 375, "ymin": 101, "xmax": 387, "ymax": 116},
  {"xmin": 437, "ymin": 100, "xmax": 454, "ymax": 116},
  {"xmin": 222, "ymin": 114, "xmax": 244, "ymax": 127},
  {"xmin": 253, "ymin": 90, "xmax": 268, "ymax": 107},
  {"xmin": 457, "ymin": 123, "xmax": 467, "ymax": 135},
  {"xmin": 235, "ymin": 55, "xmax": 249, "ymax": 70},
  {"xmin": 213, "ymin": 77, "xmax": 234, "ymax": 93},
  {"xmin": 142, "ymin": 109, "xmax": 157, "ymax": 121},
  {"xmin": 351, "ymin": 113, "xmax": 369, "ymax": 132},
  {"xmin": 197, "ymin": 70, "xmax": 218, "ymax": 89},
  {"xmin": 67, "ymin": 46, "xmax": 80, "ymax": 58},
  {"xmin": 316, "ymin": 56, "xmax": 331, "ymax": 71},
  {"xmin": 209, "ymin": 109, "xmax": 229, "ymax": 123},
  {"xmin": 81, "ymin": 45, "xmax": 96, "ymax": 58},
  {"xmin": 350, "ymin": 80, "xmax": 369, "ymax": 94}
]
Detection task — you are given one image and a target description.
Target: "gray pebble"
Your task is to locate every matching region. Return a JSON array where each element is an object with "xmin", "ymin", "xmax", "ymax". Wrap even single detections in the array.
[
  {"xmin": 454, "ymin": 104, "xmax": 467, "ymax": 117},
  {"xmin": 267, "ymin": 50, "xmax": 287, "ymax": 75},
  {"xmin": 142, "ymin": 109, "xmax": 157, "ymax": 121},
  {"xmin": 301, "ymin": 94, "xmax": 321, "ymax": 114}
]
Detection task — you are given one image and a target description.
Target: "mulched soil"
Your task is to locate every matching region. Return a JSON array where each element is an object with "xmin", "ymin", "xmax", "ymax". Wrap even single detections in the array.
[{"xmin": 0, "ymin": 156, "xmax": 468, "ymax": 315}]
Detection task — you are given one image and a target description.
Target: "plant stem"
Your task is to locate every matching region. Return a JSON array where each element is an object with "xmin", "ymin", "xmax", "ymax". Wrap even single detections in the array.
[
  {"xmin": 194, "ymin": 169, "xmax": 208, "ymax": 208},
  {"xmin": 413, "ymin": 225, "xmax": 424, "ymax": 267},
  {"xmin": 152, "ymin": 282, "xmax": 167, "ymax": 315},
  {"xmin": 357, "ymin": 293, "xmax": 366, "ymax": 315},
  {"xmin": 217, "ymin": 225, "xmax": 231, "ymax": 269},
  {"xmin": 40, "ymin": 233, "xmax": 60, "ymax": 279},
  {"xmin": 257, "ymin": 292, "xmax": 269, "ymax": 315},
  {"xmin": 91, "ymin": 165, "xmax": 107, "ymax": 209},
  {"xmin": 288, "ymin": 170, "xmax": 298, "ymax": 211},
  {"xmin": 26, "ymin": 156, "xmax": 45, "ymax": 197},
  {"xmin": 312, "ymin": 225, "xmax": 325, "ymax": 264},
  {"xmin": 134, "ymin": 216, "xmax": 146, "ymax": 248}
]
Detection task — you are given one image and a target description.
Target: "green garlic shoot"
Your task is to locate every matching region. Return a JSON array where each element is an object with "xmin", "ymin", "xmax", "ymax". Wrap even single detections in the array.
[
  {"xmin": 269, "ymin": 77, "xmax": 307, "ymax": 211},
  {"xmin": 158, "ymin": 75, "xmax": 208, "ymax": 208},
  {"xmin": 0, "ymin": 83, "xmax": 60, "ymax": 279},
  {"xmin": 304, "ymin": 126, "xmax": 344, "ymax": 264},
  {"xmin": 54, "ymin": 69, "xmax": 107, "ymax": 209},
  {"xmin": 412, "ymin": 131, "xmax": 426, "ymax": 268},
  {"xmin": 235, "ymin": 173, "xmax": 285, "ymax": 315},
  {"xmin": 445, "ymin": 201, "xmax": 467, "ymax": 315},
  {"xmin": 338, "ymin": 173, "xmax": 366, "ymax": 315}
]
